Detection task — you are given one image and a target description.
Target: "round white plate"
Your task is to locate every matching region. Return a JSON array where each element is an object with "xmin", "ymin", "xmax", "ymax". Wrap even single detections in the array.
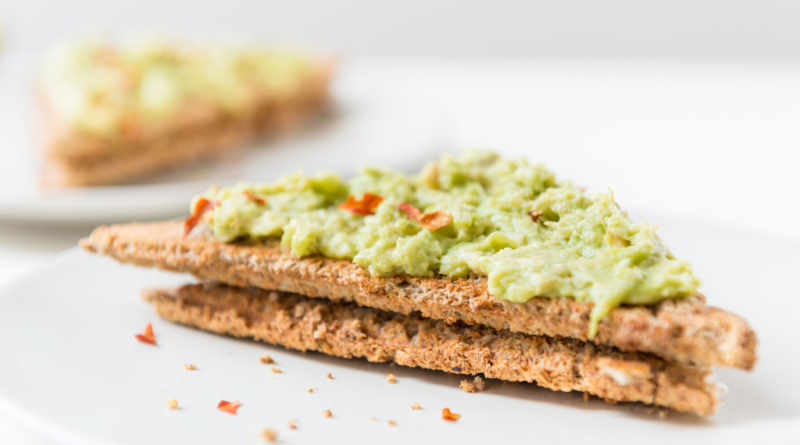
[
  {"xmin": 0, "ymin": 53, "xmax": 446, "ymax": 224},
  {"xmin": 0, "ymin": 214, "xmax": 796, "ymax": 445}
]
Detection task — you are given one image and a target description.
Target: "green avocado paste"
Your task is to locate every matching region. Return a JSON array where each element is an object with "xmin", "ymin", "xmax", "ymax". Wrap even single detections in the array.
[
  {"xmin": 194, "ymin": 151, "xmax": 700, "ymax": 336},
  {"xmin": 42, "ymin": 36, "xmax": 314, "ymax": 136}
]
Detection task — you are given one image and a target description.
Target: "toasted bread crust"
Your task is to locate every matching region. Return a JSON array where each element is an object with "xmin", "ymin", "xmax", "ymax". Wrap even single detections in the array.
[
  {"xmin": 144, "ymin": 283, "xmax": 721, "ymax": 416},
  {"xmin": 40, "ymin": 63, "xmax": 332, "ymax": 186},
  {"xmin": 81, "ymin": 221, "xmax": 757, "ymax": 370}
]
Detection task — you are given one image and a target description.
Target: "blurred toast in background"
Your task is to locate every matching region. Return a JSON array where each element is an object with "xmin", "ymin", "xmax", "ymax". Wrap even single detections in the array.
[{"xmin": 37, "ymin": 37, "xmax": 333, "ymax": 186}]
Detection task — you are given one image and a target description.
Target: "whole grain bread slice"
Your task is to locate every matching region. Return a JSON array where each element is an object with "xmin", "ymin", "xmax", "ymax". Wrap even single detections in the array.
[
  {"xmin": 145, "ymin": 283, "xmax": 721, "ymax": 416},
  {"xmin": 81, "ymin": 221, "xmax": 757, "ymax": 370}
]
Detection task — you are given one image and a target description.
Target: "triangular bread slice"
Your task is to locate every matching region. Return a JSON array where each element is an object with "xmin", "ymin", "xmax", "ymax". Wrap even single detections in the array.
[
  {"xmin": 81, "ymin": 221, "xmax": 757, "ymax": 370},
  {"xmin": 145, "ymin": 283, "xmax": 721, "ymax": 416}
]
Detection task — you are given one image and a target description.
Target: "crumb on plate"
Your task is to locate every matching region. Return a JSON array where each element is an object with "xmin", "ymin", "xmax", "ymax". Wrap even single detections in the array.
[
  {"xmin": 411, "ymin": 402, "xmax": 421, "ymax": 410},
  {"xmin": 165, "ymin": 399, "xmax": 178, "ymax": 409},
  {"xmin": 260, "ymin": 354, "xmax": 274, "ymax": 364},
  {"xmin": 261, "ymin": 429, "xmax": 278, "ymax": 442},
  {"xmin": 388, "ymin": 420, "xmax": 397, "ymax": 426},
  {"xmin": 460, "ymin": 376, "xmax": 485, "ymax": 393},
  {"xmin": 322, "ymin": 409, "xmax": 332, "ymax": 418},
  {"xmin": 183, "ymin": 364, "xmax": 197, "ymax": 370},
  {"xmin": 386, "ymin": 373, "xmax": 396, "ymax": 383},
  {"xmin": 327, "ymin": 373, "xmax": 333, "ymax": 379},
  {"xmin": 271, "ymin": 368, "xmax": 281, "ymax": 374},
  {"xmin": 288, "ymin": 419, "xmax": 297, "ymax": 429}
]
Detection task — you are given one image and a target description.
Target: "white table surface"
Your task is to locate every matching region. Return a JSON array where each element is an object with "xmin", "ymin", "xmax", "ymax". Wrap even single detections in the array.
[{"xmin": 0, "ymin": 56, "xmax": 798, "ymax": 443}]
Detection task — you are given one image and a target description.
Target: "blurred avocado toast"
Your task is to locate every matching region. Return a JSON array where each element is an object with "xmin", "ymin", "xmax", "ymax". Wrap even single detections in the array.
[
  {"xmin": 82, "ymin": 151, "xmax": 757, "ymax": 416},
  {"xmin": 38, "ymin": 36, "xmax": 332, "ymax": 186}
]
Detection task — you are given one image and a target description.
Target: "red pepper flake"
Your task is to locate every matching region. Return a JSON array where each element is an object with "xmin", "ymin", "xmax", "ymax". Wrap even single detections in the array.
[
  {"xmin": 399, "ymin": 203, "xmax": 453, "ymax": 231},
  {"xmin": 527, "ymin": 210, "xmax": 543, "ymax": 223},
  {"xmin": 419, "ymin": 211, "xmax": 452, "ymax": 230},
  {"xmin": 243, "ymin": 190, "xmax": 266, "ymax": 205},
  {"xmin": 217, "ymin": 399, "xmax": 241, "ymax": 415},
  {"xmin": 339, "ymin": 193, "xmax": 383, "ymax": 216},
  {"xmin": 135, "ymin": 323, "xmax": 156, "ymax": 345},
  {"xmin": 398, "ymin": 202, "xmax": 422, "ymax": 220},
  {"xmin": 183, "ymin": 198, "xmax": 217, "ymax": 238},
  {"xmin": 442, "ymin": 408, "xmax": 460, "ymax": 421}
]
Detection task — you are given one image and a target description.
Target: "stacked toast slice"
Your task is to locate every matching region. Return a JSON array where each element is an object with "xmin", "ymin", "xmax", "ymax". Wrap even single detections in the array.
[
  {"xmin": 82, "ymin": 220, "xmax": 756, "ymax": 416},
  {"xmin": 39, "ymin": 38, "xmax": 332, "ymax": 186}
]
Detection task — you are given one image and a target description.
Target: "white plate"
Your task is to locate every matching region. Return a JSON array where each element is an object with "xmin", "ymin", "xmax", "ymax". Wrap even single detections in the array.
[
  {"xmin": 0, "ymin": 214, "xmax": 797, "ymax": 445},
  {"xmin": 0, "ymin": 53, "xmax": 446, "ymax": 224}
]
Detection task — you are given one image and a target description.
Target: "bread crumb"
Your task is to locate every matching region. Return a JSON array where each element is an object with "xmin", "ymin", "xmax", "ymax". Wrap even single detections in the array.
[
  {"xmin": 165, "ymin": 399, "xmax": 178, "ymax": 409},
  {"xmin": 410, "ymin": 402, "xmax": 421, "ymax": 410},
  {"xmin": 322, "ymin": 409, "xmax": 332, "ymax": 418},
  {"xmin": 287, "ymin": 419, "xmax": 297, "ymax": 429},
  {"xmin": 327, "ymin": 373, "xmax": 333, "ymax": 379},
  {"xmin": 261, "ymin": 429, "xmax": 278, "ymax": 442},
  {"xmin": 387, "ymin": 420, "xmax": 397, "ymax": 426},
  {"xmin": 306, "ymin": 387, "xmax": 315, "ymax": 393},
  {"xmin": 386, "ymin": 373, "xmax": 396, "ymax": 383},
  {"xmin": 183, "ymin": 364, "xmax": 197, "ymax": 371},
  {"xmin": 260, "ymin": 354, "xmax": 274, "ymax": 364},
  {"xmin": 442, "ymin": 408, "xmax": 460, "ymax": 421},
  {"xmin": 271, "ymin": 368, "xmax": 281, "ymax": 374},
  {"xmin": 370, "ymin": 417, "xmax": 377, "ymax": 421},
  {"xmin": 460, "ymin": 376, "xmax": 485, "ymax": 393}
]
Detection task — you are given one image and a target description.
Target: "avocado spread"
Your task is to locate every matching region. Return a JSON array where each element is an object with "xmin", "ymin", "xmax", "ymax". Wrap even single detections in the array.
[
  {"xmin": 42, "ymin": 37, "xmax": 314, "ymax": 136},
  {"xmin": 195, "ymin": 151, "xmax": 700, "ymax": 336}
]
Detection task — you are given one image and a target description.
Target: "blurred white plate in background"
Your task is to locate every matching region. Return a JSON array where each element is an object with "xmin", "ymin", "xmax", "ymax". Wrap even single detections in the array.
[
  {"xmin": 0, "ymin": 53, "xmax": 446, "ymax": 224},
  {"xmin": 0, "ymin": 214, "xmax": 795, "ymax": 445}
]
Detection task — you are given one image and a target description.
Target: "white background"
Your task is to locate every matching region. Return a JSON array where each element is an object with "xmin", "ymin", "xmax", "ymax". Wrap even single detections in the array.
[
  {"xmin": 3, "ymin": 0, "xmax": 800, "ymax": 58},
  {"xmin": 0, "ymin": 1, "xmax": 798, "ymax": 443}
]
